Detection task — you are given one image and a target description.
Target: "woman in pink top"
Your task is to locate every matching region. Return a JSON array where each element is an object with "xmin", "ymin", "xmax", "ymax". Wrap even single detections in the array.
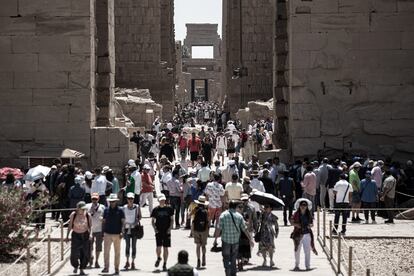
[{"xmin": 67, "ymin": 201, "xmax": 92, "ymax": 275}]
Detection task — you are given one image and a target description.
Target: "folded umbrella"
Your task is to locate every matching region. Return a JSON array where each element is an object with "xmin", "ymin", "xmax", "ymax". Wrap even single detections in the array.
[
  {"xmin": 24, "ymin": 165, "xmax": 51, "ymax": 182},
  {"xmin": 0, "ymin": 167, "xmax": 24, "ymax": 180},
  {"xmin": 249, "ymin": 191, "xmax": 285, "ymax": 208}
]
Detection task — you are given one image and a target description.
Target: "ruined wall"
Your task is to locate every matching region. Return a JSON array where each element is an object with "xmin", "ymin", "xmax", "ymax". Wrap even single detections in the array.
[
  {"xmin": 223, "ymin": 0, "xmax": 274, "ymax": 114},
  {"xmin": 114, "ymin": 0, "xmax": 175, "ymax": 119},
  {"xmin": 0, "ymin": 0, "xmax": 96, "ymax": 166},
  {"xmin": 289, "ymin": 0, "xmax": 414, "ymax": 160}
]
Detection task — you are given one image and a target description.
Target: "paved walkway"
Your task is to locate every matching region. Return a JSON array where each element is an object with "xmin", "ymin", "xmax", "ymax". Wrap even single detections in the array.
[{"xmin": 57, "ymin": 207, "xmax": 334, "ymax": 276}]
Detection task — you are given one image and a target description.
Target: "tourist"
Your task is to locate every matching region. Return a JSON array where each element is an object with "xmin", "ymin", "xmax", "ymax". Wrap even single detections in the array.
[
  {"xmin": 102, "ymin": 194, "xmax": 125, "ymax": 275},
  {"xmin": 167, "ymin": 171, "xmax": 182, "ymax": 229},
  {"xmin": 279, "ymin": 170, "xmax": 296, "ymax": 226},
  {"xmin": 381, "ymin": 170, "xmax": 397, "ymax": 224},
  {"xmin": 217, "ymin": 200, "xmax": 254, "ymax": 276},
  {"xmin": 167, "ymin": 250, "xmax": 199, "ymax": 276},
  {"xmin": 92, "ymin": 167, "xmax": 107, "ymax": 206},
  {"xmin": 226, "ymin": 135, "xmax": 236, "ymax": 159},
  {"xmin": 371, "ymin": 160, "xmax": 384, "ymax": 190},
  {"xmin": 188, "ymin": 132, "xmax": 201, "ymax": 167},
  {"xmin": 301, "ymin": 165, "xmax": 317, "ymax": 212},
  {"xmin": 160, "ymin": 138, "xmax": 176, "ymax": 162},
  {"xmin": 197, "ymin": 161, "xmax": 211, "ymax": 187},
  {"xmin": 238, "ymin": 193, "xmax": 257, "ymax": 270},
  {"xmin": 82, "ymin": 171, "xmax": 93, "ymax": 203},
  {"xmin": 67, "ymin": 201, "xmax": 91, "ymax": 276},
  {"xmin": 257, "ymin": 204, "xmax": 279, "ymax": 267},
  {"xmin": 291, "ymin": 198, "xmax": 315, "ymax": 271},
  {"xmin": 151, "ymin": 194, "xmax": 174, "ymax": 271},
  {"xmin": 69, "ymin": 176, "xmax": 85, "ymax": 209},
  {"xmin": 105, "ymin": 169, "xmax": 120, "ymax": 194},
  {"xmin": 192, "ymin": 196, "xmax": 210, "ymax": 268},
  {"xmin": 86, "ymin": 193, "xmax": 105, "ymax": 268},
  {"xmin": 360, "ymin": 171, "xmax": 378, "ymax": 224},
  {"xmin": 204, "ymin": 173, "xmax": 225, "ymax": 247},
  {"xmin": 140, "ymin": 164, "xmax": 155, "ymax": 214},
  {"xmin": 181, "ymin": 173, "xmax": 192, "ymax": 228},
  {"xmin": 127, "ymin": 163, "xmax": 142, "ymax": 205},
  {"xmin": 318, "ymin": 158, "xmax": 330, "ymax": 208},
  {"xmin": 178, "ymin": 131, "xmax": 189, "ymax": 161},
  {"xmin": 333, "ymin": 174, "xmax": 353, "ymax": 235},
  {"xmin": 349, "ymin": 162, "xmax": 363, "ymax": 222},
  {"xmin": 201, "ymin": 135, "xmax": 214, "ymax": 166},
  {"xmin": 225, "ymin": 173, "xmax": 243, "ymax": 201},
  {"xmin": 249, "ymin": 170, "xmax": 265, "ymax": 213},
  {"xmin": 221, "ymin": 160, "xmax": 239, "ymax": 184},
  {"xmin": 123, "ymin": 192, "xmax": 142, "ymax": 270},
  {"xmin": 260, "ymin": 169, "xmax": 275, "ymax": 195},
  {"xmin": 327, "ymin": 159, "xmax": 342, "ymax": 210},
  {"xmin": 271, "ymin": 157, "xmax": 287, "ymax": 185}
]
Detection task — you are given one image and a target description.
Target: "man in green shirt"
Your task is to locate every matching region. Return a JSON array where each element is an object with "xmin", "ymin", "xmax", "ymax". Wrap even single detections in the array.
[
  {"xmin": 216, "ymin": 200, "xmax": 253, "ymax": 276},
  {"xmin": 349, "ymin": 162, "xmax": 362, "ymax": 222}
]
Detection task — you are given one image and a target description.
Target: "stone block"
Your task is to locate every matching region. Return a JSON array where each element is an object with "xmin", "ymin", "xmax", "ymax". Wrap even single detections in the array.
[
  {"xmin": 359, "ymin": 32, "xmax": 401, "ymax": 49},
  {"xmin": 69, "ymin": 72, "xmax": 91, "ymax": 88},
  {"xmin": 397, "ymin": 0, "xmax": 414, "ymax": 12},
  {"xmin": 0, "ymin": 53, "xmax": 38, "ymax": 72},
  {"xmin": 36, "ymin": 17, "xmax": 91, "ymax": 36},
  {"xmin": 0, "ymin": 36, "xmax": 11, "ymax": 53},
  {"xmin": 38, "ymin": 54, "xmax": 90, "ymax": 72},
  {"xmin": 322, "ymin": 137, "xmax": 344, "ymax": 150},
  {"xmin": 391, "ymin": 103, "xmax": 414, "ymax": 119},
  {"xmin": 291, "ymin": 103, "xmax": 321, "ymax": 120},
  {"xmin": 14, "ymin": 72, "xmax": 68, "ymax": 88},
  {"xmin": 38, "ymin": 36, "xmax": 71, "ymax": 53},
  {"xmin": 338, "ymin": 0, "xmax": 373, "ymax": 13},
  {"xmin": 1, "ymin": 89, "xmax": 33, "ymax": 106},
  {"xmin": 290, "ymin": 87, "xmax": 317, "ymax": 104},
  {"xmin": 321, "ymin": 109, "xmax": 343, "ymax": 136},
  {"xmin": 292, "ymin": 137, "xmax": 322, "ymax": 157},
  {"xmin": 19, "ymin": 0, "xmax": 72, "ymax": 16},
  {"xmin": 370, "ymin": 13, "xmax": 414, "ymax": 32},
  {"xmin": 0, "ymin": 0, "xmax": 18, "ymax": 16},
  {"xmin": 70, "ymin": 36, "xmax": 90, "ymax": 53},
  {"xmin": 291, "ymin": 50, "xmax": 311, "ymax": 69},
  {"xmin": 371, "ymin": 0, "xmax": 397, "ymax": 12},
  {"xmin": 0, "ymin": 72, "xmax": 13, "ymax": 88},
  {"xmin": 363, "ymin": 120, "xmax": 414, "ymax": 136},
  {"xmin": 402, "ymin": 32, "xmax": 414, "ymax": 49},
  {"xmin": 71, "ymin": 0, "xmax": 92, "ymax": 16},
  {"xmin": 292, "ymin": 33, "xmax": 328, "ymax": 51},
  {"xmin": 292, "ymin": 120, "xmax": 321, "ymax": 138},
  {"xmin": 0, "ymin": 17, "xmax": 36, "ymax": 36},
  {"xmin": 311, "ymin": 14, "xmax": 370, "ymax": 32},
  {"xmin": 291, "ymin": 14, "xmax": 311, "ymax": 33}
]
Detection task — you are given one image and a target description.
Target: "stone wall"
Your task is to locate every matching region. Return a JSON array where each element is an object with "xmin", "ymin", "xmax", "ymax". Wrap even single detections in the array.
[
  {"xmin": 114, "ymin": 0, "xmax": 175, "ymax": 119},
  {"xmin": 0, "ymin": 0, "xmax": 96, "ymax": 166},
  {"xmin": 289, "ymin": 0, "xmax": 414, "ymax": 160},
  {"xmin": 223, "ymin": 0, "xmax": 274, "ymax": 114}
]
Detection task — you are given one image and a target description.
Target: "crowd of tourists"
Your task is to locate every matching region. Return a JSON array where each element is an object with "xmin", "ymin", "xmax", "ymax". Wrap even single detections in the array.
[{"xmin": 2, "ymin": 101, "xmax": 414, "ymax": 276}]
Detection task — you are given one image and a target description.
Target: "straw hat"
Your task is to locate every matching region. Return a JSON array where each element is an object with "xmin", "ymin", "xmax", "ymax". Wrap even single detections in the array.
[
  {"xmin": 294, "ymin": 198, "xmax": 312, "ymax": 210},
  {"xmin": 194, "ymin": 195, "xmax": 209, "ymax": 206},
  {"xmin": 107, "ymin": 193, "xmax": 119, "ymax": 202},
  {"xmin": 241, "ymin": 193, "xmax": 249, "ymax": 201}
]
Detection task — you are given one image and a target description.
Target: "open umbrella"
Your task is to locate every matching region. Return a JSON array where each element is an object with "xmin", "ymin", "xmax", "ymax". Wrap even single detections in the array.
[
  {"xmin": 61, "ymin": 148, "xmax": 85, "ymax": 158},
  {"xmin": 249, "ymin": 191, "xmax": 285, "ymax": 208},
  {"xmin": 0, "ymin": 167, "xmax": 24, "ymax": 180},
  {"xmin": 24, "ymin": 165, "xmax": 51, "ymax": 182}
]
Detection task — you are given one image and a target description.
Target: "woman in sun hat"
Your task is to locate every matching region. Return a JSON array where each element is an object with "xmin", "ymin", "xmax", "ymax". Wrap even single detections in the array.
[{"xmin": 290, "ymin": 198, "xmax": 317, "ymax": 271}]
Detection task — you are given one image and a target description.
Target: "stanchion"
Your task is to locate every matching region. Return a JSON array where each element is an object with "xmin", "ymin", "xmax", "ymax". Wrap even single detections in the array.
[
  {"xmin": 47, "ymin": 234, "xmax": 51, "ymax": 274},
  {"xmin": 366, "ymin": 268, "xmax": 370, "ymax": 276},
  {"xmin": 348, "ymin": 246, "xmax": 353, "ymax": 276},
  {"xmin": 26, "ymin": 247, "xmax": 31, "ymax": 276},
  {"xmin": 317, "ymin": 206, "xmax": 320, "ymax": 237},
  {"xmin": 337, "ymin": 233, "xmax": 342, "ymax": 275},
  {"xmin": 323, "ymin": 208, "xmax": 326, "ymax": 247},
  {"xmin": 60, "ymin": 220, "xmax": 64, "ymax": 261},
  {"xmin": 329, "ymin": 220, "xmax": 333, "ymax": 260}
]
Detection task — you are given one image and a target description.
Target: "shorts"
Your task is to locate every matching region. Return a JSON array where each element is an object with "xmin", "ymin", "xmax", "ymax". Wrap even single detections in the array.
[
  {"xmin": 190, "ymin": 152, "xmax": 199, "ymax": 161},
  {"xmin": 91, "ymin": 232, "xmax": 103, "ymax": 252},
  {"xmin": 193, "ymin": 230, "xmax": 208, "ymax": 246},
  {"xmin": 208, "ymin": 207, "xmax": 222, "ymax": 225},
  {"xmin": 217, "ymin": 148, "xmax": 225, "ymax": 156},
  {"xmin": 155, "ymin": 232, "xmax": 171, "ymax": 248},
  {"xmin": 352, "ymin": 192, "xmax": 361, "ymax": 203}
]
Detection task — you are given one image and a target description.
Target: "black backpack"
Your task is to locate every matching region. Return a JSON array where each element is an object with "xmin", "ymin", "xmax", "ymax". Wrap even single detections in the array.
[{"xmin": 193, "ymin": 207, "xmax": 208, "ymax": 232}]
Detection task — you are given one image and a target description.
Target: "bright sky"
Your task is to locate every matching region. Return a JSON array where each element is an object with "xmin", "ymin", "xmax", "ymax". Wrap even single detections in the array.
[{"xmin": 174, "ymin": 0, "xmax": 222, "ymax": 42}]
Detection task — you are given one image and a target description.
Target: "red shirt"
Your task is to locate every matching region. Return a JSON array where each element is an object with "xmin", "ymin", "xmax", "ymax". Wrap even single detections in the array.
[
  {"xmin": 141, "ymin": 172, "xmax": 153, "ymax": 193},
  {"xmin": 178, "ymin": 136, "xmax": 188, "ymax": 150},
  {"xmin": 188, "ymin": 138, "xmax": 201, "ymax": 153}
]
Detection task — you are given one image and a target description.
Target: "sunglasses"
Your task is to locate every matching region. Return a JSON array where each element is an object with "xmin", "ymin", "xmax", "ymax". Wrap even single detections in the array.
[
  {"xmin": 127, "ymin": 198, "xmax": 134, "ymax": 200},
  {"xmin": 300, "ymin": 203, "xmax": 308, "ymax": 207}
]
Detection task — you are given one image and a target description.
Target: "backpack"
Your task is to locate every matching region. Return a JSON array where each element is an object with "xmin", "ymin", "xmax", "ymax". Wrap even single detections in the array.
[{"xmin": 193, "ymin": 207, "xmax": 208, "ymax": 232}]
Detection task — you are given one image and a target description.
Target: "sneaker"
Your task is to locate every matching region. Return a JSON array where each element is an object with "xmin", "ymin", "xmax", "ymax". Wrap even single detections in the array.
[
  {"xmin": 131, "ymin": 262, "xmax": 136, "ymax": 270},
  {"xmin": 332, "ymin": 229, "xmax": 338, "ymax": 235},
  {"xmin": 124, "ymin": 261, "xmax": 130, "ymax": 270},
  {"xmin": 95, "ymin": 262, "xmax": 100, "ymax": 268},
  {"xmin": 197, "ymin": 259, "xmax": 201, "ymax": 269},
  {"xmin": 202, "ymin": 255, "xmax": 206, "ymax": 267},
  {"xmin": 114, "ymin": 270, "xmax": 119, "ymax": 275},
  {"xmin": 79, "ymin": 269, "xmax": 86, "ymax": 275},
  {"xmin": 293, "ymin": 267, "xmax": 300, "ymax": 271},
  {"xmin": 162, "ymin": 263, "xmax": 167, "ymax": 271},
  {"xmin": 262, "ymin": 259, "xmax": 267, "ymax": 267},
  {"xmin": 385, "ymin": 220, "xmax": 394, "ymax": 224},
  {"xmin": 270, "ymin": 260, "xmax": 275, "ymax": 267},
  {"xmin": 372, "ymin": 220, "xmax": 377, "ymax": 224},
  {"xmin": 73, "ymin": 268, "xmax": 78, "ymax": 274},
  {"xmin": 155, "ymin": 257, "xmax": 162, "ymax": 267},
  {"xmin": 101, "ymin": 268, "xmax": 109, "ymax": 273}
]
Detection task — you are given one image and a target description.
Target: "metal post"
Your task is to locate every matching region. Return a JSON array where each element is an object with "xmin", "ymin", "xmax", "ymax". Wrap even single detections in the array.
[
  {"xmin": 317, "ymin": 206, "xmax": 320, "ymax": 237},
  {"xmin": 366, "ymin": 269, "xmax": 370, "ymax": 276},
  {"xmin": 329, "ymin": 220, "xmax": 333, "ymax": 260},
  {"xmin": 348, "ymin": 246, "xmax": 353, "ymax": 276},
  {"xmin": 26, "ymin": 247, "xmax": 31, "ymax": 276},
  {"xmin": 323, "ymin": 208, "xmax": 326, "ymax": 247},
  {"xmin": 48, "ymin": 234, "xmax": 51, "ymax": 274},
  {"xmin": 60, "ymin": 220, "xmax": 64, "ymax": 261},
  {"xmin": 337, "ymin": 233, "xmax": 342, "ymax": 275}
]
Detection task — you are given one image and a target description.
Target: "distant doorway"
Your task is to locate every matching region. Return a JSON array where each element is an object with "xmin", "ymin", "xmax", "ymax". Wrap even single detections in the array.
[{"xmin": 191, "ymin": 79, "xmax": 208, "ymax": 102}]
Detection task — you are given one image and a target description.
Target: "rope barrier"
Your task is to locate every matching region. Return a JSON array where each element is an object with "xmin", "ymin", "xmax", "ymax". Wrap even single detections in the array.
[
  {"xmin": 396, "ymin": 191, "xmax": 414, "ymax": 198},
  {"xmin": 323, "ymin": 207, "xmax": 412, "ymax": 211}
]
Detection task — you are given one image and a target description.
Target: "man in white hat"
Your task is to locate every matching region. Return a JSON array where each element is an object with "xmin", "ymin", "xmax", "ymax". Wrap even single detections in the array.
[
  {"xmin": 151, "ymin": 194, "xmax": 174, "ymax": 272},
  {"xmin": 192, "ymin": 195, "xmax": 210, "ymax": 269},
  {"xmin": 86, "ymin": 193, "xmax": 105, "ymax": 268},
  {"xmin": 221, "ymin": 160, "xmax": 239, "ymax": 184},
  {"xmin": 140, "ymin": 164, "xmax": 154, "ymax": 214},
  {"xmin": 102, "ymin": 194, "xmax": 124, "ymax": 275}
]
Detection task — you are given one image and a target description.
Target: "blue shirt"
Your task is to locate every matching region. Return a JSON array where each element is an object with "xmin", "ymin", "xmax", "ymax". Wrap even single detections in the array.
[
  {"xmin": 360, "ymin": 179, "xmax": 378, "ymax": 203},
  {"xmin": 103, "ymin": 206, "xmax": 125, "ymax": 234}
]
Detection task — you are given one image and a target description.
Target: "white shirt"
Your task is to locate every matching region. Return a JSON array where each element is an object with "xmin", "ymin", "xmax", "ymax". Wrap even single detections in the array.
[
  {"xmin": 130, "ymin": 170, "xmax": 142, "ymax": 195},
  {"xmin": 123, "ymin": 204, "xmax": 139, "ymax": 228},
  {"xmin": 333, "ymin": 180, "xmax": 353, "ymax": 203},
  {"xmin": 91, "ymin": 175, "xmax": 107, "ymax": 195},
  {"xmin": 86, "ymin": 203, "xmax": 105, "ymax": 233},
  {"xmin": 225, "ymin": 182, "xmax": 243, "ymax": 201},
  {"xmin": 197, "ymin": 167, "xmax": 211, "ymax": 182},
  {"xmin": 216, "ymin": 135, "xmax": 227, "ymax": 149},
  {"xmin": 250, "ymin": 178, "xmax": 265, "ymax": 211}
]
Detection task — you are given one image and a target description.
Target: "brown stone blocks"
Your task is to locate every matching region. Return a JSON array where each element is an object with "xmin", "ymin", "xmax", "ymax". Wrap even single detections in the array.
[{"xmin": 14, "ymin": 72, "xmax": 69, "ymax": 88}]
